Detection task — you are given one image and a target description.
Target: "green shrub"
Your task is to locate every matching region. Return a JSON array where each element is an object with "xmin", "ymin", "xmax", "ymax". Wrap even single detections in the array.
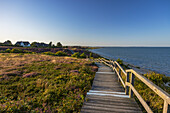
[
  {"xmin": 143, "ymin": 72, "xmax": 170, "ymax": 92},
  {"xmin": 11, "ymin": 48, "xmax": 23, "ymax": 53},
  {"xmin": 5, "ymin": 48, "xmax": 11, "ymax": 53},
  {"xmin": 43, "ymin": 52, "xmax": 55, "ymax": 56},
  {"xmin": 89, "ymin": 53, "xmax": 92, "ymax": 58},
  {"xmin": 134, "ymin": 72, "xmax": 170, "ymax": 112},
  {"xmin": 71, "ymin": 52, "xmax": 80, "ymax": 58},
  {"xmin": 116, "ymin": 58, "xmax": 123, "ymax": 65},
  {"xmin": 80, "ymin": 53, "xmax": 86, "ymax": 58},
  {"xmin": 23, "ymin": 50, "xmax": 34, "ymax": 54},
  {"xmin": 55, "ymin": 51, "xmax": 68, "ymax": 56},
  {"xmin": 0, "ymin": 48, "xmax": 34, "ymax": 54},
  {"xmin": 0, "ymin": 50, "xmax": 3, "ymax": 53}
]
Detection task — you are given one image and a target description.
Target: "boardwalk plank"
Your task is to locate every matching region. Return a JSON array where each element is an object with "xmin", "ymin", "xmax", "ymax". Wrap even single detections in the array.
[{"xmin": 81, "ymin": 63, "xmax": 142, "ymax": 113}]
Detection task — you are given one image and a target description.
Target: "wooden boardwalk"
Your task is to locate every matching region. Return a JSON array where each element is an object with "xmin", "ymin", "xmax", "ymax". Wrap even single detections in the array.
[{"xmin": 81, "ymin": 63, "xmax": 142, "ymax": 113}]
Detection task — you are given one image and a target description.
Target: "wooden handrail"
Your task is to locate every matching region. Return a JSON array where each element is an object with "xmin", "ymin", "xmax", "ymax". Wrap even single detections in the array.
[
  {"xmin": 126, "ymin": 69, "xmax": 170, "ymax": 104},
  {"xmin": 114, "ymin": 67, "xmax": 126, "ymax": 88},
  {"xmin": 126, "ymin": 82, "xmax": 153, "ymax": 113},
  {"xmin": 114, "ymin": 61, "xmax": 127, "ymax": 76},
  {"xmin": 95, "ymin": 58, "xmax": 170, "ymax": 113}
]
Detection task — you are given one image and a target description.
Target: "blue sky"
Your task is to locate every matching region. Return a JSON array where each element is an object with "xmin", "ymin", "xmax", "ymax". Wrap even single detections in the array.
[{"xmin": 0, "ymin": 0, "xmax": 170, "ymax": 46}]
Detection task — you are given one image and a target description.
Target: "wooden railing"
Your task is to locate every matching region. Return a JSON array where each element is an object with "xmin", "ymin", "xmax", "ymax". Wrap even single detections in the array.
[{"xmin": 95, "ymin": 58, "xmax": 170, "ymax": 113}]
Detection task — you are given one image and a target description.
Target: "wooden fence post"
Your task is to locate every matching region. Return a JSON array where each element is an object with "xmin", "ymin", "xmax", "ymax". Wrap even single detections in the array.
[
  {"xmin": 163, "ymin": 100, "xmax": 170, "ymax": 113},
  {"xmin": 129, "ymin": 73, "xmax": 135, "ymax": 98},
  {"xmin": 111, "ymin": 61, "xmax": 114, "ymax": 71},
  {"xmin": 125, "ymin": 72, "xmax": 130, "ymax": 95},
  {"xmin": 115, "ymin": 64, "xmax": 117, "ymax": 70},
  {"xmin": 118, "ymin": 68, "xmax": 121, "ymax": 82},
  {"xmin": 114, "ymin": 63, "xmax": 116, "ymax": 69}
]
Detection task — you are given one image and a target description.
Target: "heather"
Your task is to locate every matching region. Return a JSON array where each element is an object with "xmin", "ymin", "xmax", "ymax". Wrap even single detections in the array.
[
  {"xmin": 0, "ymin": 46, "xmax": 101, "ymax": 58},
  {"xmin": 0, "ymin": 53, "xmax": 97, "ymax": 112},
  {"xmin": 0, "ymin": 47, "xmax": 72, "ymax": 55}
]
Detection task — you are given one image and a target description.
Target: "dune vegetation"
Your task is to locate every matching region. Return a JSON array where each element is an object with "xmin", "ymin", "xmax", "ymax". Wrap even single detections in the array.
[
  {"xmin": 116, "ymin": 59, "xmax": 170, "ymax": 113},
  {"xmin": 0, "ymin": 53, "xmax": 97, "ymax": 112}
]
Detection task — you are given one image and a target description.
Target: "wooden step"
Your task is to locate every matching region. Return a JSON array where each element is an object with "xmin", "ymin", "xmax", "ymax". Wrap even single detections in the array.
[{"xmin": 81, "ymin": 63, "xmax": 142, "ymax": 113}]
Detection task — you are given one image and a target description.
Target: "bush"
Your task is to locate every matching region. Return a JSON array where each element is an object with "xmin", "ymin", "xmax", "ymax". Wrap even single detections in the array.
[
  {"xmin": 71, "ymin": 52, "xmax": 80, "ymax": 58},
  {"xmin": 143, "ymin": 72, "xmax": 170, "ymax": 89},
  {"xmin": 43, "ymin": 52, "xmax": 55, "ymax": 56},
  {"xmin": 134, "ymin": 72, "xmax": 170, "ymax": 112},
  {"xmin": 2, "ymin": 48, "xmax": 34, "ymax": 54},
  {"xmin": 11, "ymin": 48, "xmax": 23, "ymax": 53},
  {"xmin": 0, "ymin": 50, "xmax": 4, "ymax": 53},
  {"xmin": 116, "ymin": 58, "xmax": 123, "ymax": 65},
  {"xmin": 5, "ymin": 48, "xmax": 11, "ymax": 53},
  {"xmin": 80, "ymin": 53, "xmax": 86, "ymax": 58},
  {"xmin": 90, "ymin": 53, "xmax": 92, "ymax": 58},
  {"xmin": 23, "ymin": 50, "xmax": 35, "ymax": 54},
  {"xmin": 0, "ymin": 48, "xmax": 35, "ymax": 54},
  {"xmin": 55, "ymin": 51, "xmax": 68, "ymax": 56},
  {"xmin": 43, "ymin": 51, "xmax": 68, "ymax": 56}
]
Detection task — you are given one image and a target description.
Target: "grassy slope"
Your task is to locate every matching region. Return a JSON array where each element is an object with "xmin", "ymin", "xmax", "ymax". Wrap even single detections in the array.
[{"xmin": 0, "ymin": 53, "xmax": 97, "ymax": 112}]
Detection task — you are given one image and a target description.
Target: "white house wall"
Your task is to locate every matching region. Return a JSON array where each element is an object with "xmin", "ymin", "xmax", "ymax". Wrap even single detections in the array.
[
  {"xmin": 21, "ymin": 42, "xmax": 25, "ymax": 47},
  {"xmin": 20, "ymin": 42, "xmax": 31, "ymax": 47}
]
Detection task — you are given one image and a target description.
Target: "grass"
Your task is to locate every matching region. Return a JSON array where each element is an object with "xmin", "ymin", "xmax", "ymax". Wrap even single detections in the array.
[{"xmin": 0, "ymin": 53, "xmax": 97, "ymax": 112}]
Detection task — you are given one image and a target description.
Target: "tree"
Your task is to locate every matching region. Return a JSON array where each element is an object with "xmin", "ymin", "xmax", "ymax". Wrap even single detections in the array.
[
  {"xmin": 56, "ymin": 42, "xmax": 62, "ymax": 47},
  {"xmin": 49, "ymin": 41, "xmax": 52, "ymax": 47},
  {"xmin": 4, "ymin": 40, "xmax": 12, "ymax": 45},
  {"xmin": 31, "ymin": 42, "xmax": 38, "ymax": 47}
]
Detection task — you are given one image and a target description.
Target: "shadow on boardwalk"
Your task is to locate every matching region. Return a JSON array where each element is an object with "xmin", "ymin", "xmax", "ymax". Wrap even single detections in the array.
[{"xmin": 81, "ymin": 63, "xmax": 142, "ymax": 113}]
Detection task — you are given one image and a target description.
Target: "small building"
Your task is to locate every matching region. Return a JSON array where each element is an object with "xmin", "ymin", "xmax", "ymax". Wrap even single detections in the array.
[{"xmin": 15, "ymin": 41, "xmax": 30, "ymax": 47}]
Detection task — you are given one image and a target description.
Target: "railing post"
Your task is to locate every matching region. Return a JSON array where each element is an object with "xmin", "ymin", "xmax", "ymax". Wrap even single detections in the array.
[
  {"xmin": 112, "ymin": 61, "xmax": 115, "ymax": 67},
  {"xmin": 118, "ymin": 68, "xmax": 121, "ymax": 82},
  {"xmin": 109, "ymin": 60, "xmax": 112, "ymax": 67},
  {"xmin": 163, "ymin": 100, "xmax": 170, "ymax": 113},
  {"xmin": 109, "ymin": 60, "xmax": 112, "ymax": 65},
  {"xmin": 110, "ymin": 61, "xmax": 114, "ymax": 71},
  {"xmin": 115, "ymin": 63, "xmax": 117, "ymax": 69},
  {"xmin": 125, "ymin": 72, "xmax": 130, "ymax": 95},
  {"xmin": 114, "ymin": 62, "xmax": 116, "ymax": 68},
  {"xmin": 129, "ymin": 73, "xmax": 135, "ymax": 98}
]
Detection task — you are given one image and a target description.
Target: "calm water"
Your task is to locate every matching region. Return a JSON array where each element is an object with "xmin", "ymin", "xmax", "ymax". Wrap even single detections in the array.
[{"xmin": 91, "ymin": 47, "xmax": 170, "ymax": 76}]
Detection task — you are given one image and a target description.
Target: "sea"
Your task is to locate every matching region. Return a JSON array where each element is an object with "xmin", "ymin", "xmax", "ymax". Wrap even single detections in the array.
[{"xmin": 90, "ymin": 47, "xmax": 170, "ymax": 76}]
